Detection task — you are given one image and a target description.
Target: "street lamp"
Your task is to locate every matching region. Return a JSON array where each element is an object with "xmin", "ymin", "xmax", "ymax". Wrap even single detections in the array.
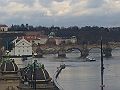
[
  {"xmin": 33, "ymin": 60, "xmax": 37, "ymax": 90},
  {"xmin": 100, "ymin": 34, "xmax": 105, "ymax": 90}
]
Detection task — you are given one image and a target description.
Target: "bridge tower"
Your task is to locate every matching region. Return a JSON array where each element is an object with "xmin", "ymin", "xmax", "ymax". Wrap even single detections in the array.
[
  {"xmin": 81, "ymin": 43, "xmax": 89, "ymax": 58},
  {"xmin": 58, "ymin": 41, "xmax": 66, "ymax": 58},
  {"xmin": 103, "ymin": 43, "xmax": 112, "ymax": 57}
]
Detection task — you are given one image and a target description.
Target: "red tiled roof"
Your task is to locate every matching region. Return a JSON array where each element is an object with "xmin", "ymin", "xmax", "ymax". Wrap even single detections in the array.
[{"xmin": 17, "ymin": 35, "xmax": 48, "ymax": 42}]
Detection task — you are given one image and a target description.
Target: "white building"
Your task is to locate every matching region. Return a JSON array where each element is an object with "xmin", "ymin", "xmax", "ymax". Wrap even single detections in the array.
[
  {"xmin": 10, "ymin": 37, "xmax": 32, "ymax": 56},
  {"xmin": 63, "ymin": 36, "xmax": 77, "ymax": 44},
  {"xmin": 0, "ymin": 24, "xmax": 8, "ymax": 31}
]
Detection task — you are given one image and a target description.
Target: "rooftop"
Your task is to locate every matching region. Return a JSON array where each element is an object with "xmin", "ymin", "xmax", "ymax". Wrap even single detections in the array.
[{"xmin": 0, "ymin": 24, "xmax": 8, "ymax": 27}]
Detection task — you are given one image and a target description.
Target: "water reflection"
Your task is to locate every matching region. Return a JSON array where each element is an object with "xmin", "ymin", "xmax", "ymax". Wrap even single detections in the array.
[{"xmin": 112, "ymin": 47, "xmax": 120, "ymax": 57}]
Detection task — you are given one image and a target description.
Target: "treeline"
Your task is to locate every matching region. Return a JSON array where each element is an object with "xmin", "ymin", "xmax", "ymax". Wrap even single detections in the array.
[{"xmin": 9, "ymin": 24, "xmax": 120, "ymax": 44}]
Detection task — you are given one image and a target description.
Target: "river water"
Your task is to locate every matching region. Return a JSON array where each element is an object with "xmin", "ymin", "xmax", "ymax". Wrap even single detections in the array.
[{"xmin": 22, "ymin": 48, "xmax": 120, "ymax": 90}]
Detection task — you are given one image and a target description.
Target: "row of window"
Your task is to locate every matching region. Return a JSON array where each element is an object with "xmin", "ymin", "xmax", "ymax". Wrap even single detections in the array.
[
  {"xmin": 16, "ymin": 46, "xmax": 30, "ymax": 48},
  {"xmin": 18, "ymin": 50, "xmax": 29, "ymax": 52}
]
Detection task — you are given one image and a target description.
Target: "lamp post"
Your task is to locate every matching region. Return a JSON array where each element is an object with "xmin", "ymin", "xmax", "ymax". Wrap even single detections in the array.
[
  {"xmin": 100, "ymin": 35, "xmax": 105, "ymax": 90},
  {"xmin": 33, "ymin": 60, "xmax": 37, "ymax": 90}
]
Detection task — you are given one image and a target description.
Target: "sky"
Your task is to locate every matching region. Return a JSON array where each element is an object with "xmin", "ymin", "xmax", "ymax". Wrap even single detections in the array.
[{"xmin": 0, "ymin": 0, "xmax": 120, "ymax": 27}]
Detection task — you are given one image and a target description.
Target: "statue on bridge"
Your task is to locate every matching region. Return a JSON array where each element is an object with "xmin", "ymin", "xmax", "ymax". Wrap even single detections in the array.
[
  {"xmin": 35, "ymin": 44, "xmax": 43, "ymax": 58},
  {"xmin": 81, "ymin": 48, "xmax": 89, "ymax": 58},
  {"xmin": 103, "ymin": 43, "xmax": 112, "ymax": 57},
  {"xmin": 80, "ymin": 43, "xmax": 89, "ymax": 58},
  {"xmin": 58, "ymin": 41, "xmax": 66, "ymax": 58},
  {"xmin": 58, "ymin": 48, "xmax": 66, "ymax": 58}
]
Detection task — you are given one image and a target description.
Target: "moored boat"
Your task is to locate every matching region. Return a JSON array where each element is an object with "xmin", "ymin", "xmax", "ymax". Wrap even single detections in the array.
[{"xmin": 85, "ymin": 56, "xmax": 96, "ymax": 62}]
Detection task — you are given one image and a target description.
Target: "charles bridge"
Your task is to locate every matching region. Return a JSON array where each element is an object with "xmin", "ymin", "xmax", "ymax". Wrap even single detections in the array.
[{"xmin": 40, "ymin": 43, "xmax": 120, "ymax": 58}]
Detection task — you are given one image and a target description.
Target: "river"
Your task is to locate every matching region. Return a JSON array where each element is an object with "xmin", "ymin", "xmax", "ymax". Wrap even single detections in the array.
[{"xmin": 22, "ymin": 48, "xmax": 120, "ymax": 90}]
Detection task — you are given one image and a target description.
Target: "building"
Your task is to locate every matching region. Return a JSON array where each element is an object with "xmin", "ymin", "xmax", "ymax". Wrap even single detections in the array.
[
  {"xmin": 20, "ymin": 35, "xmax": 48, "ymax": 47},
  {"xmin": 0, "ymin": 59, "xmax": 20, "ymax": 90},
  {"xmin": 18, "ymin": 60, "xmax": 59, "ymax": 90},
  {"xmin": 22, "ymin": 35, "xmax": 48, "ymax": 53},
  {"xmin": 0, "ymin": 24, "xmax": 8, "ymax": 31},
  {"xmin": 46, "ymin": 37, "xmax": 56, "ymax": 47},
  {"xmin": 9, "ymin": 35, "xmax": 48, "ymax": 55},
  {"xmin": 63, "ymin": 36, "xmax": 77, "ymax": 45},
  {"xmin": 10, "ymin": 37, "xmax": 32, "ymax": 56},
  {"xmin": 0, "ymin": 58, "xmax": 63, "ymax": 90},
  {"xmin": 31, "ymin": 35, "xmax": 48, "ymax": 46},
  {"xmin": 24, "ymin": 32, "xmax": 48, "ymax": 45}
]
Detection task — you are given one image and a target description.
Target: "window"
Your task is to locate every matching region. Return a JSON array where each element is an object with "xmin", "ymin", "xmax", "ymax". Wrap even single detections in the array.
[
  {"xmin": 23, "ymin": 43, "xmax": 24, "ymax": 45},
  {"xmin": 2, "ymin": 28, "xmax": 4, "ymax": 31},
  {"xmin": 27, "ymin": 50, "xmax": 29, "ymax": 52},
  {"xmin": 6, "ymin": 86, "xmax": 15, "ymax": 90}
]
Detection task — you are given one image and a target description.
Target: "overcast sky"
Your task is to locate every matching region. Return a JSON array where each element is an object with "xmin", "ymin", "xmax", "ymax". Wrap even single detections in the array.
[{"xmin": 0, "ymin": 0, "xmax": 120, "ymax": 27}]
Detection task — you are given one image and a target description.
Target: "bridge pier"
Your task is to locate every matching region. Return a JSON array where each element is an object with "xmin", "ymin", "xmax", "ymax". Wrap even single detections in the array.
[
  {"xmin": 35, "ymin": 47, "xmax": 43, "ymax": 58},
  {"xmin": 58, "ymin": 49, "xmax": 66, "ymax": 58},
  {"xmin": 80, "ymin": 43, "xmax": 89, "ymax": 58},
  {"xmin": 81, "ymin": 48, "xmax": 89, "ymax": 58},
  {"xmin": 103, "ymin": 43, "xmax": 112, "ymax": 58},
  {"xmin": 103, "ymin": 48, "xmax": 112, "ymax": 57},
  {"xmin": 58, "ymin": 41, "xmax": 66, "ymax": 58}
]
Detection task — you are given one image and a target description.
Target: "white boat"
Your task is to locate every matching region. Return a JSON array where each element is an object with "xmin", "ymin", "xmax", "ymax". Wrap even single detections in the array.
[{"xmin": 86, "ymin": 57, "xmax": 96, "ymax": 62}]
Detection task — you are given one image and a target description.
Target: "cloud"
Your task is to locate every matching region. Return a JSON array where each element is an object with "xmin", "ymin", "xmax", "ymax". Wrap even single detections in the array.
[
  {"xmin": 0, "ymin": 0, "xmax": 120, "ymax": 26},
  {"xmin": 50, "ymin": 0, "xmax": 71, "ymax": 16}
]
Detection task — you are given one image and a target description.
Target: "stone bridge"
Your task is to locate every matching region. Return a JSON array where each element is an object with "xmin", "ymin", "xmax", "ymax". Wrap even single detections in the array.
[{"xmin": 41, "ymin": 43, "xmax": 120, "ymax": 58}]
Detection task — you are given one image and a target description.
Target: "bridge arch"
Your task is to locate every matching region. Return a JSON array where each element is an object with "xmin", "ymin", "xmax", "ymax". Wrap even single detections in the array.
[
  {"xmin": 112, "ymin": 46, "xmax": 120, "ymax": 50},
  {"xmin": 66, "ymin": 48, "xmax": 82, "ymax": 58},
  {"xmin": 66, "ymin": 48, "xmax": 82, "ymax": 53},
  {"xmin": 88, "ymin": 47, "xmax": 101, "ymax": 52},
  {"xmin": 111, "ymin": 46, "xmax": 120, "ymax": 56},
  {"xmin": 44, "ymin": 47, "xmax": 58, "ymax": 54},
  {"xmin": 66, "ymin": 48, "xmax": 82, "ymax": 54}
]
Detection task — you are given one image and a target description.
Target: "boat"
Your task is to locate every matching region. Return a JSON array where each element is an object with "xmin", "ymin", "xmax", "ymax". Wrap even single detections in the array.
[{"xmin": 85, "ymin": 56, "xmax": 96, "ymax": 62}]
